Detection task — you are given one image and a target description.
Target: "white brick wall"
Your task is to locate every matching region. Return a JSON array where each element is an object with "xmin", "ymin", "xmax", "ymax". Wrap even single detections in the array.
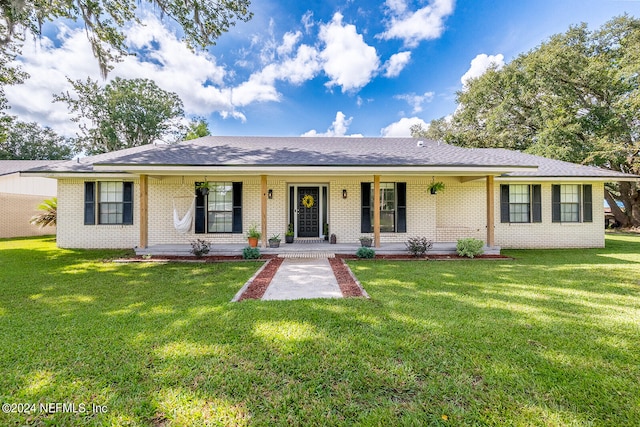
[
  {"xmin": 494, "ymin": 181, "xmax": 604, "ymax": 248},
  {"xmin": 57, "ymin": 179, "xmax": 139, "ymax": 249},
  {"xmin": 57, "ymin": 176, "xmax": 606, "ymax": 249}
]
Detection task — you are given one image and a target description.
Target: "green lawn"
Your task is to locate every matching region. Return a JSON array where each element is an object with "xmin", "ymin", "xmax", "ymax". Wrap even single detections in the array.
[{"xmin": 0, "ymin": 235, "xmax": 639, "ymax": 426}]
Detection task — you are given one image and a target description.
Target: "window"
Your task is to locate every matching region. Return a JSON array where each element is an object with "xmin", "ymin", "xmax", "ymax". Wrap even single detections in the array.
[
  {"xmin": 195, "ymin": 182, "xmax": 243, "ymax": 234},
  {"xmin": 84, "ymin": 181, "xmax": 133, "ymax": 225},
  {"xmin": 207, "ymin": 182, "xmax": 233, "ymax": 233},
  {"xmin": 361, "ymin": 182, "xmax": 406, "ymax": 233},
  {"xmin": 552, "ymin": 184, "xmax": 592, "ymax": 223},
  {"xmin": 500, "ymin": 184, "xmax": 541, "ymax": 223}
]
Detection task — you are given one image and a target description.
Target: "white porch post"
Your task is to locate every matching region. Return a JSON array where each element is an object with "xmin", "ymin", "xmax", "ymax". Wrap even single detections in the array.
[
  {"xmin": 486, "ymin": 175, "xmax": 495, "ymax": 247},
  {"xmin": 374, "ymin": 175, "xmax": 381, "ymax": 248},
  {"xmin": 139, "ymin": 174, "xmax": 148, "ymax": 249}
]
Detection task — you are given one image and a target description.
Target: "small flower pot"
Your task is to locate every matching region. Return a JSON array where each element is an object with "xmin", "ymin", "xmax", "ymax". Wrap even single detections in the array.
[
  {"xmin": 360, "ymin": 238, "xmax": 373, "ymax": 247},
  {"xmin": 248, "ymin": 237, "xmax": 259, "ymax": 248},
  {"xmin": 285, "ymin": 235, "xmax": 294, "ymax": 244},
  {"xmin": 269, "ymin": 239, "xmax": 280, "ymax": 248}
]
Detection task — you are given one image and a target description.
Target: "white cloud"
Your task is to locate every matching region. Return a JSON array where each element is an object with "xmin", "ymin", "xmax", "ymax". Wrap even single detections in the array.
[
  {"xmin": 394, "ymin": 91, "xmax": 434, "ymax": 114},
  {"xmin": 460, "ymin": 53, "xmax": 505, "ymax": 87},
  {"xmin": 302, "ymin": 111, "xmax": 363, "ymax": 137},
  {"xmin": 5, "ymin": 14, "xmax": 325, "ymax": 136},
  {"xmin": 384, "ymin": 51, "xmax": 411, "ymax": 77},
  {"xmin": 277, "ymin": 31, "xmax": 302, "ymax": 56},
  {"xmin": 319, "ymin": 13, "xmax": 380, "ymax": 92},
  {"xmin": 378, "ymin": 0, "xmax": 455, "ymax": 47},
  {"xmin": 380, "ymin": 116, "xmax": 429, "ymax": 137}
]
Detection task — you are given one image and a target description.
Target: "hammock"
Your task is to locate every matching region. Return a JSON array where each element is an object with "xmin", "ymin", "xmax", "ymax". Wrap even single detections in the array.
[{"xmin": 173, "ymin": 196, "xmax": 195, "ymax": 234}]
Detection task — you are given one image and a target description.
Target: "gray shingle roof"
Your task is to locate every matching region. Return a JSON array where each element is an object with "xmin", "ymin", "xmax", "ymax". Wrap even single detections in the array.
[
  {"xmin": 0, "ymin": 160, "xmax": 64, "ymax": 176},
  {"xmin": 96, "ymin": 137, "xmax": 535, "ymax": 168},
  {"xmin": 20, "ymin": 136, "xmax": 639, "ymax": 180}
]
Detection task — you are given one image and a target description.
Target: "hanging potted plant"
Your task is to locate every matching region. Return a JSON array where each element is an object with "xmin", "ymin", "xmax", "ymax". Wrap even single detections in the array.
[
  {"xmin": 428, "ymin": 181, "xmax": 445, "ymax": 195},
  {"xmin": 196, "ymin": 182, "xmax": 210, "ymax": 195},
  {"xmin": 247, "ymin": 223, "xmax": 261, "ymax": 247}
]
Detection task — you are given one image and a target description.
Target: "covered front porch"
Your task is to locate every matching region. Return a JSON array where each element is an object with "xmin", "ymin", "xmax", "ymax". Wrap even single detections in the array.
[{"xmin": 135, "ymin": 239, "xmax": 501, "ymax": 257}]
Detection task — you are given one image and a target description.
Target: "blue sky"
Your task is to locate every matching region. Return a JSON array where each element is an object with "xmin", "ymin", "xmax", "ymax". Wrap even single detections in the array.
[{"xmin": 6, "ymin": 0, "xmax": 640, "ymax": 138}]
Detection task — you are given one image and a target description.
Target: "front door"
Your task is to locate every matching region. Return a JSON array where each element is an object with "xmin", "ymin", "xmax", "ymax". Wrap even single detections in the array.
[{"xmin": 297, "ymin": 187, "xmax": 320, "ymax": 237}]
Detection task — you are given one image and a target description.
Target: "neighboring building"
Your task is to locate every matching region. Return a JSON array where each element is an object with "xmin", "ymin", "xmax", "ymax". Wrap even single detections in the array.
[
  {"xmin": 0, "ymin": 161, "xmax": 59, "ymax": 238},
  {"xmin": 22, "ymin": 137, "xmax": 639, "ymax": 250}
]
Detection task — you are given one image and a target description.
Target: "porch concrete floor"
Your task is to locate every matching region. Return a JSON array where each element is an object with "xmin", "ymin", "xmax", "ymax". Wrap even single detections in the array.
[{"xmin": 135, "ymin": 241, "xmax": 501, "ymax": 257}]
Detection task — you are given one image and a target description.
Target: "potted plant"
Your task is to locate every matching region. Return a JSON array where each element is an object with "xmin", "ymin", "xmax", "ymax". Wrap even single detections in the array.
[
  {"xmin": 285, "ymin": 223, "xmax": 294, "ymax": 244},
  {"xmin": 268, "ymin": 233, "xmax": 281, "ymax": 248},
  {"xmin": 195, "ymin": 182, "xmax": 210, "ymax": 195},
  {"xmin": 359, "ymin": 236, "xmax": 373, "ymax": 247},
  {"xmin": 247, "ymin": 223, "xmax": 261, "ymax": 247},
  {"xmin": 428, "ymin": 181, "xmax": 445, "ymax": 194}
]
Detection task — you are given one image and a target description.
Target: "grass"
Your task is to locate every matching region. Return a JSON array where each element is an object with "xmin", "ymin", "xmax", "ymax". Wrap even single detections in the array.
[{"xmin": 0, "ymin": 235, "xmax": 639, "ymax": 426}]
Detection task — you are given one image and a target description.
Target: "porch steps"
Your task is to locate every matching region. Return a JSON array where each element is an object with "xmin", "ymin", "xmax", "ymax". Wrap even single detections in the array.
[{"xmin": 278, "ymin": 252, "xmax": 335, "ymax": 259}]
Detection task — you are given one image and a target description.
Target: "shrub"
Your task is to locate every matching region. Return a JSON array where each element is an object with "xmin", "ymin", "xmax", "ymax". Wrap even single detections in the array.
[
  {"xmin": 242, "ymin": 246, "xmax": 261, "ymax": 259},
  {"xmin": 356, "ymin": 247, "xmax": 375, "ymax": 259},
  {"xmin": 405, "ymin": 237, "xmax": 433, "ymax": 258},
  {"xmin": 456, "ymin": 238, "xmax": 485, "ymax": 258},
  {"xmin": 190, "ymin": 239, "xmax": 210, "ymax": 258}
]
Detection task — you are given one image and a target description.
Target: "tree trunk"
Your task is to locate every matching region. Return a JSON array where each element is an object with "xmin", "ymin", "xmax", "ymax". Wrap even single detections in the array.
[{"xmin": 606, "ymin": 182, "xmax": 640, "ymax": 228}]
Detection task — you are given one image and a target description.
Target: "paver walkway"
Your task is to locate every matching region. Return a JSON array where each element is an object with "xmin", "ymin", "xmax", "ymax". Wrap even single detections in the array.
[{"xmin": 261, "ymin": 258, "xmax": 343, "ymax": 300}]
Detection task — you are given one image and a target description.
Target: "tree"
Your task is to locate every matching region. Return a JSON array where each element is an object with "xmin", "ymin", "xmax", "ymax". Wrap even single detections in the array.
[
  {"xmin": 1, "ymin": 0, "xmax": 253, "ymax": 77},
  {"xmin": 0, "ymin": 118, "xmax": 74, "ymax": 159},
  {"xmin": 416, "ymin": 15, "xmax": 640, "ymax": 227},
  {"xmin": 183, "ymin": 117, "xmax": 211, "ymax": 140},
  {"xmin": 55, "ymin": 77, "xmax": 185, "ymax": 154},
  {"xmin": 30, "ymin": 198, "xmax": 57, "ymax": 228}
]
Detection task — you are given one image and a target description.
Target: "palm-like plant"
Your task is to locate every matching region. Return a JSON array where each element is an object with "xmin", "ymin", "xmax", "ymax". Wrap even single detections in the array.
[{"xmin": 30, "ymin": 197, "xmax": 57, "ymax": 228}]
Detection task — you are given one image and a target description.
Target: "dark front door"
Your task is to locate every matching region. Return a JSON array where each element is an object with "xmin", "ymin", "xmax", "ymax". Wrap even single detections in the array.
[{"xmin": 297, "ymin": 187, "xmax": 320, "ymax": 237}]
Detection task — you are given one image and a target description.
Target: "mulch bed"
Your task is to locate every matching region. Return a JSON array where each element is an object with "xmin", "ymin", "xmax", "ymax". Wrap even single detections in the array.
[
  {"xmin": 328, "ymin": 257, "xmax": 366, "ymax": 297},
  {"xmin": 237, "ymin": 256, "xmax": 367, "ymax": 300},
  {"xmin": 237, "ymin": 257, "xmax": 284, "ymax": 301}
]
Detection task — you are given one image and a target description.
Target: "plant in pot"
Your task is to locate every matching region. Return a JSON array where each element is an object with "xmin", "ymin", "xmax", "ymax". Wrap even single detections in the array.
[
  {"xmin": 359, "ymin": 235, "xmax": 373, "ymax": 247},
  {"xmin": 285, "ymin": 223, "xmax": 294, "ymax": 243},
  {"xmin": 195, "ymin": 182, "xmax": 210, "ymax": 195},
  {"xmin": 247, "ymin": 223, "xmax": 261, "ymax": 247},
  {"xmin": 428, "ymin": 181, "xmax": 445, "ymax": 195},
  {"xmin": 268, "ymin": 233, "xmax": 281, "ymax": 248}
]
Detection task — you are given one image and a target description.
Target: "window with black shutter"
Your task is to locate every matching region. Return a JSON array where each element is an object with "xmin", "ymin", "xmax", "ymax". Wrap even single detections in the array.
[
  {"xmin": 361, "ymin": 182, "xmax": 406, "ymax": 233},
  {"xmin": 84, "ymin": 181, "xmax": 133, "ymax": 225},
  {"xmin": 500, "ymin": 184, "xmax": 541, "ymax": 223},
  {"xmin": 194, "ymin": 181, "xmax": 242, "ymax": 233}
]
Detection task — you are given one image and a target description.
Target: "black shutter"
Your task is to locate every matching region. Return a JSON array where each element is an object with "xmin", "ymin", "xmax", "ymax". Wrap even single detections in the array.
[
  {"xmin": 122, "ymin": 182, "xmax": 133, "ymax": 225},
  {"xmin": 583, "ymin": 185, "xmax": 593, "ymax": 223},
  {"xmin": 84, "ymin": 182, "xmax": 96, "ymax": 225},
  {"xmin": 552, "ymin": 185, "xmax": 561, "ymax": 222},
  {"xmin": 500, "ymin": 185, "xmax": 510, "ymax": 223},
  {"xmin": 396, "ymin": 182, "xmax": 407, "ymax": 233},
  {"xmin": 532, "ymin": 185, "xmax": 542, "ymax": 223},
  {"xmin": 232, "ymin": 182, "xmax": 243, "ymax": 233},
  {"xmin": 361, "ymin": 182, "xmax": 371, "ymax": 233},
  {"xmin": 195, "ymin": 182, "xmax": 205, "ymax": 233}
]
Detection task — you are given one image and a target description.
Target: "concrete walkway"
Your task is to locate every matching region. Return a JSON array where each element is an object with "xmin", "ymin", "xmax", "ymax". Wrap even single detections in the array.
[{"xmin": 261, "ymin": 258, "xmax": 343, "ymax": 300}]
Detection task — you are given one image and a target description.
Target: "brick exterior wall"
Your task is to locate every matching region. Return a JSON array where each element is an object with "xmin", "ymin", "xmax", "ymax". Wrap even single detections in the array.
[
  {"xmin": 56, "ymin": 176, "xmax": 606, "ymax": 249},
  {"xmin": 0, "ymin": 192, "xmax": 57, "ymax": 238}
]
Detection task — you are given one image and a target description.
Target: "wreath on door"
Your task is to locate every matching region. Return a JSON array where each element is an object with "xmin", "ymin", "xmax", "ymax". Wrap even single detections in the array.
[{"xmin": 302, "ymin": 194, "xmax": 315, "ymax": 208}]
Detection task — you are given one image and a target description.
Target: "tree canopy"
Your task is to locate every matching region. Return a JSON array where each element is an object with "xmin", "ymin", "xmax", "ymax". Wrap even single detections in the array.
[
  {"xmin": 55, "ymin": 77, "xmax": 185, "ymax": 155},
  {"xmin": 413, "ymin": 15, "xmax": 640, "ymax": 227},
  {"xmin": 0, "ymin": 118, "xmax": 74, "ymax": 159},
  {"xmin": 0, "ymin": 0, "xmax": 253, "ymax": 77}
]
